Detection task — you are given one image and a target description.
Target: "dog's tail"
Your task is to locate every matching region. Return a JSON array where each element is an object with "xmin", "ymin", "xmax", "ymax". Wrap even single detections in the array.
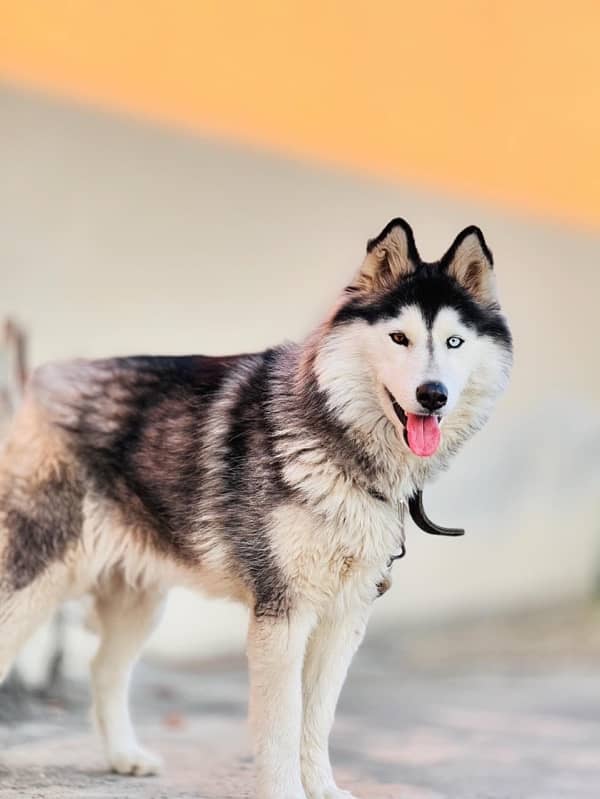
[
  {"xmin": 0, "ymin": 321, "xmax": 71, "ymax": 690},
  {"xmin": 0, "ymin": 319, "xmax": 28, "ymax": 438}
]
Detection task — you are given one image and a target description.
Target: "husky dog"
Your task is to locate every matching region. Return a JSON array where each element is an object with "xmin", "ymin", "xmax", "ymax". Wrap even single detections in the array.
[{"xmin": 0, "ymin": 219, "xmax": 512, "ymax": 798}]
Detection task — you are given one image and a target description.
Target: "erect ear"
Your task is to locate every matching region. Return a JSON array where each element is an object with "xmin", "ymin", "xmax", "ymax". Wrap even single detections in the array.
[
  {"xmin": 441, "ymin": 226, "xmax": 497, "ymax": 306},
  {"xmin": 349, "ymin": 218, "xmax": 419, "ymax": 294}
]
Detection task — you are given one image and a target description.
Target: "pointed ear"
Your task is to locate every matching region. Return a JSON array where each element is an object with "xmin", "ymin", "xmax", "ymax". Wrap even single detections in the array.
[
  {"xmin": 441, "ymin": 226, "xmax": 497, "ymax": 306},
  {"xmin": 349, "ymin": 218, "xmax": 419, "ymax": 294}
]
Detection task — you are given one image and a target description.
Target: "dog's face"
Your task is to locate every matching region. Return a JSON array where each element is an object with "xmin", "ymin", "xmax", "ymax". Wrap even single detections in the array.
[
  {"xmin": 316, "ymin": 219, "xmax": 513, "ymax": 460},
  {"xmin": 367, "ymin": 301, "xmax": 496, "ymax": 457}
]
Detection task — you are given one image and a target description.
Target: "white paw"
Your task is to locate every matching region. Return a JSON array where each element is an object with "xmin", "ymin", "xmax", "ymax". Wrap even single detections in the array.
[
  {"xmin": 108, "ymin": 745, "xmax": 163, "ymax": 776},
  {"xmin": 257, "ymin": 782, "xmax": 307, "ymax": 799}
]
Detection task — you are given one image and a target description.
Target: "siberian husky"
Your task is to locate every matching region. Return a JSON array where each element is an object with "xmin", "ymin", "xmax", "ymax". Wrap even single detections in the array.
[{"xmin": 0, "ymin": 219, "xmax": 512, "ymax": 798}]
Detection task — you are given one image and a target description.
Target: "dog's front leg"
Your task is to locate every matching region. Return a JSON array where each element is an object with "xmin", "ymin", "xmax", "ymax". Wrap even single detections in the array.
[
  {"xmin": 301, "ymin": 603, "xmax": 371, "ymax": 799},
  {"xmin": 247, "ymin": 608, "xmax": 317, "ymax": 799}
]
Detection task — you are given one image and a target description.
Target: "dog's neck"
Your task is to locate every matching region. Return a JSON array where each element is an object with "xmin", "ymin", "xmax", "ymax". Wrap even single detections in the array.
[{"xmin": 285, "ymin": 334, "xmax": 441, "ymax": 504}]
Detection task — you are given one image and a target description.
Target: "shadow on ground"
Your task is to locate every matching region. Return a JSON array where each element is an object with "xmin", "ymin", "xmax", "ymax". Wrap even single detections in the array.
[{"xmin": 2, "ymin": 603, "xmax": 600, "ymax": 798}]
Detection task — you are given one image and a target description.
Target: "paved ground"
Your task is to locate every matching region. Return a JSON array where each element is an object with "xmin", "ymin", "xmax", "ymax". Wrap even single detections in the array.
[{"xmin": 2, "ymin": 603, "xmax": 600, "ymax": 799}]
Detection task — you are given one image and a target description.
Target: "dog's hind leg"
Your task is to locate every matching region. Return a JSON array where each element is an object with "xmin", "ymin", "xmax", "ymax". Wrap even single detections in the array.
[
  {"xmin": 91, "ymin": 579, "xmax": 166, "ymax": 776},
  {"xmin": 301, "ymin": 603, "xmax": 371, "ymax": 799},
  {"xmin": 0, "ymin": 566, "xmax": 69, "ymax": 685}
]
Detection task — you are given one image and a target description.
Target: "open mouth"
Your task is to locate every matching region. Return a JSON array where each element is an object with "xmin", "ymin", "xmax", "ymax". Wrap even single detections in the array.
[{"xmin": 385, "ymin": 388, "xmax": 442, "ymax": 458}]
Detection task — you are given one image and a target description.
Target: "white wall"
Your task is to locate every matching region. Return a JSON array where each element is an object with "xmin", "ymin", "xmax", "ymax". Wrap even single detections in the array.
[{"xmin": 2, "ymin": 84, "xmax": 600, "ymax": 663}]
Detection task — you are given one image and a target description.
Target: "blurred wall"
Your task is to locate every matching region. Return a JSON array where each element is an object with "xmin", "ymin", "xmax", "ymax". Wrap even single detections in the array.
[
  {"xmin": 1, "ymin": 85, "xmax": 600, "ymax": 661},
  {"xmin": 2, "ymin": 1, "xmax": 600, "ymax": 228}
]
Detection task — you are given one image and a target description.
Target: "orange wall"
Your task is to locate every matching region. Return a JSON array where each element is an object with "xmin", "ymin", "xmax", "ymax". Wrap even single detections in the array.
[{"xmin": 1, "ymin": 1, "xmax": 599, "ymax": 228}]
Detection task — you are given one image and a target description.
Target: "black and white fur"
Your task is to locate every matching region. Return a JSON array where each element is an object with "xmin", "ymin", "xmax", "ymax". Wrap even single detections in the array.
[{"xmin": 0, "ymin": 219, "xmax": 512, "ymax": 798}]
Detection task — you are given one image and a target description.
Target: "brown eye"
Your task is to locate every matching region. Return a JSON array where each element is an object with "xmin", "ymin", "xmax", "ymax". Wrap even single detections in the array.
[{"xmin": 389, "ymin": 332, "xmax": 410, "ymax": 346}]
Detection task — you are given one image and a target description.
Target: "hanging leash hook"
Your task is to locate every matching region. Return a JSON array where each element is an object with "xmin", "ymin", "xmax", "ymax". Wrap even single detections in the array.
[
  {"xmin": 408, "ymin": 489, "xmax": 465, "ymax": 537},
  {"xmin": 382, "ymin": 488, "xmax": 464, "ymax": 573}
]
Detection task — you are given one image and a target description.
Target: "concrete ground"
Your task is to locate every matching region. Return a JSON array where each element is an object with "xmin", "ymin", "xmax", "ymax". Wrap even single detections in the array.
[{"xmin": 2, "ymin": 603, "xmax": 600, "ymax": 799}]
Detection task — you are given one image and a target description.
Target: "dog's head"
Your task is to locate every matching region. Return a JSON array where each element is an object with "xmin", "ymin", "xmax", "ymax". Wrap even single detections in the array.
[{"xmin": 314, "ymin": 219, "xmax": 513, "ymax": 462}]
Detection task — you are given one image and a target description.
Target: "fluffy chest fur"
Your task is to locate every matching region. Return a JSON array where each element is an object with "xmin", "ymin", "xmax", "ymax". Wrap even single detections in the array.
[{"xmin": 268, "ymin": 487, "xmax": 406, "ymax": 612}]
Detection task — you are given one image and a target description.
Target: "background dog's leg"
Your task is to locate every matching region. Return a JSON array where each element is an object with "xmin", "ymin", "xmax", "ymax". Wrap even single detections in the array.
[
  {"xmin": 247, "ymin": 608, "xmax": 317, "ymax": 799},
  {"xmin": 91, "ymin": 582, "xmax": 166, "ymax": 776},
  {"xmin": 301, "ymin": 604, "xmax": 371, "ymax": 799}
]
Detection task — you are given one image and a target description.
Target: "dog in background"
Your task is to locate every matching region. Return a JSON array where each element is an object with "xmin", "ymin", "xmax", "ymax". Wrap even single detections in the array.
[{"xmin": 0, "ymin": 220, "xmax": 512, "ymax": 799}]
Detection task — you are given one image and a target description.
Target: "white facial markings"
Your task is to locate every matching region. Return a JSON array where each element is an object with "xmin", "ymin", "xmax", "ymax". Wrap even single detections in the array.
[
  {"xmin": 368, "ymin": 305, "xmax": 431, "ymax": 421},
  {"xmin": 316, "ymin": 300, "xmax": 510, "ymax": 459},
  {"xmin": 429, "ymin": 307, "xmax": 474, "ymax": 411},
  {"xmin": 368, "ymin": 305, "xmax": 476, "ymax": 426}
]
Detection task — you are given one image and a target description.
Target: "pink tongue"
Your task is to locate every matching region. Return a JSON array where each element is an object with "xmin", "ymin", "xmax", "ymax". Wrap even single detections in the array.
[{"xmin": 406, "ymin": 413, "xmax": 441, "ymax": 457}]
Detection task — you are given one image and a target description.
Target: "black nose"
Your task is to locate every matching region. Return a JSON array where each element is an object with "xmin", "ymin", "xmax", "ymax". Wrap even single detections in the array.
[{"xmin": 416, "ymin": 381, "xmax": 448, "ymax": 412}]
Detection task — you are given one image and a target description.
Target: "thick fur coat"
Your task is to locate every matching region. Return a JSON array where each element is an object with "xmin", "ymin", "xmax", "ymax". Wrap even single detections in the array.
[{"xmin": 0, "ymin": 219, "xmax": 512, "ymax": 799}]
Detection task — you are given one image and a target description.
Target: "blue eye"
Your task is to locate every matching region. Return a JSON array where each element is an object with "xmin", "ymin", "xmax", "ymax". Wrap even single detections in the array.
[{"xmin": 447, "ymin": 336, "xmax": 464, "ymax": 349}]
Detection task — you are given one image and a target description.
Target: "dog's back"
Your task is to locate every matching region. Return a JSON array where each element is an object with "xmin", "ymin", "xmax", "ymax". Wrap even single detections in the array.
[
  {"xmin": 0, "ymin": 351, "xmax": 262, "ymax": 676},
  {"xmin": 1, "ymin": 353, "xmax": 230, "ymax": 594}
]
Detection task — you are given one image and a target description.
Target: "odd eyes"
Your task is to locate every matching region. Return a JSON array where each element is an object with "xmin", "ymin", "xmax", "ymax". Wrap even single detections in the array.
[
  {"xmin": 389, "ymin": 332, "xmax": 409, "ymax": 346},
  {"xmin": 390, "ymin": 332, "xmax": 465, "ymax": 349}
]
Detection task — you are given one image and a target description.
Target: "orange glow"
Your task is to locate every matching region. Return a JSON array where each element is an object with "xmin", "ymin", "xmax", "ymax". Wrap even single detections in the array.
[{"xmin": 1, "ymin": 1, "xmax": 599, "ymax": 227}]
